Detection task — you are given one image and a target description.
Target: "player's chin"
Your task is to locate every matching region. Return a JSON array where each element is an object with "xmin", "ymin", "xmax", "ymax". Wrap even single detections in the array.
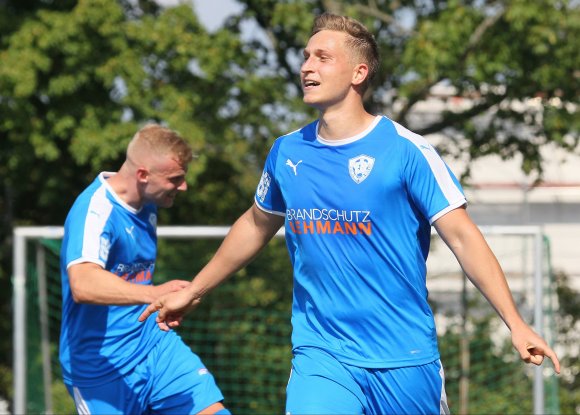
[
  {"xmin": 159, "ymin": 195, "xmax": 176, "ymax": 208},
  {"xmin": 302, "ymin": 94, "xmax": 325, "ymax": 110},
  {"xmin": 302, "ymin": 94, "xmax": 316, "ymax": 105}
]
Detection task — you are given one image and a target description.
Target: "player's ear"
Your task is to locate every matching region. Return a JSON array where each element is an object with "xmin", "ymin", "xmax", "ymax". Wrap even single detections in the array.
[
  {"xmin": 136, "ymin": 167, "xmax": 150, "ymax": 184},
  {"xmin": 352, "ymin": 63, "xmax": 369, "ymax": 86}
]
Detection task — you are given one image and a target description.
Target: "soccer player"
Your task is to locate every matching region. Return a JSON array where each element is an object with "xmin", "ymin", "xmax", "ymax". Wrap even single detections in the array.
[
  {"xmin": 59, "ymin": 124, "xmax": 230, "ymax": 414},
  {"xmin": 139, "ymin": 13, "xmax": 561, "ymax": 414}
]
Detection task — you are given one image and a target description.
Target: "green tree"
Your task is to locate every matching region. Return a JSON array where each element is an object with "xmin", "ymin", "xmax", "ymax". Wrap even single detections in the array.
[
  {"xmin": 235, "ymin": 0, "xmax": 579, "ymax": 179},
  {"xmin": 0, "ymin": 0, "xmax": 293, "ymax": 405}
]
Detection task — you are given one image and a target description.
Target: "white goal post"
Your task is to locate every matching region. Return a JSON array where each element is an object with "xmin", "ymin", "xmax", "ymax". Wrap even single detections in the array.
[{"xmin": 13, "ymin": 225, "xmax": 548, "ymax": 414}]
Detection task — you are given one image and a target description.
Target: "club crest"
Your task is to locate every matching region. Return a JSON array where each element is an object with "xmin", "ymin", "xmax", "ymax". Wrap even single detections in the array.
[
  {"xmin": 149, "ymin": 213, "xmax": 157, "ymax": 228},
  {"xmin": 256, "ymin": 171, "xmax": 271, "ymax": 202},
  {"xmin": 349, "ymin": 154, "xmax": 375, "ymax": 184}
]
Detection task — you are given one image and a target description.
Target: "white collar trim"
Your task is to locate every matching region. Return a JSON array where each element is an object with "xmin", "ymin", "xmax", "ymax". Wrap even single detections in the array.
[
  {"xmin": 316, "ymin": 115, "xmax": 382, "ymax": 146},
  {"xmin": 98, "ymin": 172, "xmax": 141, "ymax": 214}
]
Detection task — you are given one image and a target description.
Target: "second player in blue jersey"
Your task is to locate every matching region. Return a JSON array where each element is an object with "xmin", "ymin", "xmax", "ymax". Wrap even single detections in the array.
[{"xmin": 60, "ymin": 124, "xmax": 230, "ymax": 415}]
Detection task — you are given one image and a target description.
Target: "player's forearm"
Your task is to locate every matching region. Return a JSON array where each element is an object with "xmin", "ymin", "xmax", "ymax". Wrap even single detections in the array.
[
  {"xmin": 188, "ymin": 205, "xmax": 283, "ymax": 299},
  {"xmin": 446, "ymin": 225, "xmax": 526, "ymax": 329},
  {"xmin": 69, "ymin": 264, "xmax": 156, "ymax": 305},
  {"xmin": 435, "ymin": 209, "xmax": 527, "ymax": 330},
  {"xmin": 461, "ymin": 250, "xmax": 526, "ymax": 329},
  {"xmin": 462, "ymin": 253, "xmax": 562, "ymax": 372},
  {"xmin": 437, "ymin": 214, "xmax": 561, "ymax": 373}
]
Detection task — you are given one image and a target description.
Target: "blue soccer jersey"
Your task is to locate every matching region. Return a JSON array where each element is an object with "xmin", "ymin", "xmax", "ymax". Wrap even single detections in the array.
[
  {"xmin": 255, "ymin": 116, "xmax": 466, "ymax": 368},
  {"xmin": 59, "ymin": 172, "xmax": 165, "ymax": 386}
]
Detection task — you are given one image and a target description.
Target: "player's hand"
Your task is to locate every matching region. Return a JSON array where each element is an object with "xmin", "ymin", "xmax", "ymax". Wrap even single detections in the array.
[
  {"xmin": 511, "ymin": 324, "xmax": 561, "ymax": 374},
  {"xmin": 153, "ymin": 279, "xmax": 190, "ymax": 297},
  {"xmin": 138, "ymin": 287, "xmax": 202, "ymax": 331}
]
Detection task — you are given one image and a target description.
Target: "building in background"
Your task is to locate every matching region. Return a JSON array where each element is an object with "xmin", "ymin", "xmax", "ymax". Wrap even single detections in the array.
[{"xmin": 403, "ymin": 83, "xmax": 579, "ymax": 292}]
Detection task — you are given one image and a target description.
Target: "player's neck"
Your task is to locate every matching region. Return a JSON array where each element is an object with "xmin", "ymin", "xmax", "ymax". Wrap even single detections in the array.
[
  {"xmin": 317, "ymin": 103, "xmax": 375, "ymax": 141},
  {"xmin": 107, "ymin": 169, "xmax": 143, "ymax": 210}
]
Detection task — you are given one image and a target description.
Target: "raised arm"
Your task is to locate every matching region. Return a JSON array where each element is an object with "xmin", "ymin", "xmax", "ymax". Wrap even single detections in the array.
[
  {"xmin": 434, "ymin": 207, "xmax": 560, "ymax": 374},
  {"xmin": 68, "ymin": 262, "xmax": 190, "ymax": 305},
  {"xmin": 138, "ymin": 203, "xmax": 285, "ymax": 328}
]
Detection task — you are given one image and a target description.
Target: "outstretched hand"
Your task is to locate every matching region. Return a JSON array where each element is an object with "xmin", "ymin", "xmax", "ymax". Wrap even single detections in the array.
[
  {"xmin": 138, "ymin": 287, "xmax": 201, "ymax": 332},
  {"xmin": 511, "ymin": 325, "xmax": 561, "ymax": 374},
  {"xmin": 153, "ymin": 279, "xmax": 190, "ymax": 297}
]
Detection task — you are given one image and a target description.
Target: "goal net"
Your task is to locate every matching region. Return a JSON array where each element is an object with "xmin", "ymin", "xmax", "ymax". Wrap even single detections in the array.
[{"xmin": 12, "ymin": 226, "xmax": 560, "ymax": 414}]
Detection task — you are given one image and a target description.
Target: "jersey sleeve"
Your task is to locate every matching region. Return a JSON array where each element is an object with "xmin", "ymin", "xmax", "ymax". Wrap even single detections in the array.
[
  {"xmin": 400, "ymin": 132, "xmax": 466, "ymax": 224},
  {"xmin": 63, "ymin": 188, "xmax": 115, "ymax": 269},
  {"xmin": 254, "ymin": 140, "xmax": 286, "ymax": 216}
]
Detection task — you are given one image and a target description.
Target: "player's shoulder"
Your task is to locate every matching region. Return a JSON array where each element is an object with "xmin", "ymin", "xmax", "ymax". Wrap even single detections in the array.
[
  {"xmin": 384, "ymin": 117, "xmax": 432, "ymax": 149},
  {"xmin": 67, "ymin": 175, "xmax": 114, "ymax": 222},
  {"xmin": 274, "ymin": 120, "xmax": 318, "ymax": 146}
]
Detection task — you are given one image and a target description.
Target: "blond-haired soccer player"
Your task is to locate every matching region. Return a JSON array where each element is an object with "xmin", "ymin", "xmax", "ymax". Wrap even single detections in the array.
[
  {"xmin": 60, "ymin": 124, "xmax": 230, "ymax": 414},
  {"xmin": 140, "ymin": 14, "xmax": 560, "ymax": 414}
]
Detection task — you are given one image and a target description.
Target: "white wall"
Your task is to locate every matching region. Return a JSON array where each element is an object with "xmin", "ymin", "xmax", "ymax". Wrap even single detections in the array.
[{"xmin": 437, "ymin": 142, "xmax": 580, "ymax": 291}]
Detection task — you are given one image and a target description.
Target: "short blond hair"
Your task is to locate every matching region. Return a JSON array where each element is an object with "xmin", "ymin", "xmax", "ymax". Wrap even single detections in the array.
[
  {"xmin": 128, "ymin": 124, "xmax": 193, "ymax": 166},
  {"xmin": 312, "ymin": 13, "xmax": 379, "ymax": 91}
]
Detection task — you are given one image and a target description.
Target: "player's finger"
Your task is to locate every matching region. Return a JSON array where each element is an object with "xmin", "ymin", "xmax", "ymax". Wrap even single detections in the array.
[
  {"xmin": 537, "ymin": 347, "xmax": 561, "ymax": 374},
  {"xmin": 138, "ymin": 301, "xmax": 161, "ymax": 322},
  {"xmin": 528, "ymin": 354, "xmax": 544, "ymax": 365},
  {"xmin": 519, "ymin": 346, "xmax": 532, "ymax": 363},
  {"xmin": 167, "ymin": 320, "xmax": 180, "ymax": 328},
  {"xmin": 526, "ymin": 344, "xmax": 561, "ymax": 374},
  {"xmin": 156, "ymin": 320, "xmax": 170, "ymax": 332},
  {"xmin": 551, "ymin": 355, "xmax": 561, "ymax": 374}
]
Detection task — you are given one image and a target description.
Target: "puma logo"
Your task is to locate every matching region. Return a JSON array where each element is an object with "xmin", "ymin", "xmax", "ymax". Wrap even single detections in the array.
[{"xmin": 286, "ymin": 159, "xmax": 302, "ymax": 176}]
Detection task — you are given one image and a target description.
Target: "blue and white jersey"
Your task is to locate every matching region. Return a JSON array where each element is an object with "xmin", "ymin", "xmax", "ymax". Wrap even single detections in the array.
[
  {"xmin": 255, "ymin": 116, "xmax": 466, "ymax": 368},
  {"xmin": 59, "ymin": 172, "xmax": 165, "ymax": 386}
]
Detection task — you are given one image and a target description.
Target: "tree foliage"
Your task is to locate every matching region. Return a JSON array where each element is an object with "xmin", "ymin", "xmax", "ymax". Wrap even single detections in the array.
[
  {"xmin": 233, "ymin": 0, "xmax": 578, "ymax": 179},
  {"xmin": 0, "ymin": 0, "xmax": 578, "ymax": 408},
  {"xmin": 0, "ymin": 0, "xmax": 293, "ymax": 403}
]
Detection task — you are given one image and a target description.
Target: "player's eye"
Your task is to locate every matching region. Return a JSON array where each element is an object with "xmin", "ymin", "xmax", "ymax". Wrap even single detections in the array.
[{"xmin": 169, "ymin": 176, "xmax": 185, "ymax": 185}]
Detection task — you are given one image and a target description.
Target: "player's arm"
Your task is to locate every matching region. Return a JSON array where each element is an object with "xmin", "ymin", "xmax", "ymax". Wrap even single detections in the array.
[
  {"xmin": 434, "ymin": 206, "xmax": 561, "ymax": 374},
  {"xmin": 139, "ymin": 203, "xmax": 284, "ymax": 327},
  {"xmin": 68, "ymin": 262, "xmax": 189, "ymax": 305}
]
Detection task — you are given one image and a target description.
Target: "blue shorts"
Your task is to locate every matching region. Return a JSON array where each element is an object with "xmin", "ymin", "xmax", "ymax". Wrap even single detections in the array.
[
  {"xmin": 66, "ymin": 333, "xmax": 224, "ymax": 415},
  {"xmin": 286, "ymin": 347, "xmax": 450, "ymax": 415}
]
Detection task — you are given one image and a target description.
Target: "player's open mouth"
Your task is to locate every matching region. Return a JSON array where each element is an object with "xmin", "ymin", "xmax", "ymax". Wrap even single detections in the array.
[{"xmin": 303, "ymin": 80, "xmax": 320, "ymax": 89}]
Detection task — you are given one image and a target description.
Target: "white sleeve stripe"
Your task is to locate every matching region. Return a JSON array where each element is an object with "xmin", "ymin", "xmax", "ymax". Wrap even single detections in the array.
[
  {"xmin": 393, "ymin": 121, "xmax": 464, "ymax": 205},
  {"xmin": 67, "ymin": 257, "xmax": 106, "ymax": 270},
  {"xmin": 82, "ymin": 185, "xmax": 113, "ymax": 261},
  {"xmin": 254, "ymin": 197, "xmax": 286, "ymax": 217},
  {"xmin": 430, "ymin": 199, "xmax": 467, "ymax": 224}
]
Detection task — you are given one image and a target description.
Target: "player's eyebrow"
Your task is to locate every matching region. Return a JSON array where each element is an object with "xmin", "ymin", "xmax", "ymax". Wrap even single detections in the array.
[{"xmin": 303, "ymin": 47, "xmax": 332, "ymax": 57}]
